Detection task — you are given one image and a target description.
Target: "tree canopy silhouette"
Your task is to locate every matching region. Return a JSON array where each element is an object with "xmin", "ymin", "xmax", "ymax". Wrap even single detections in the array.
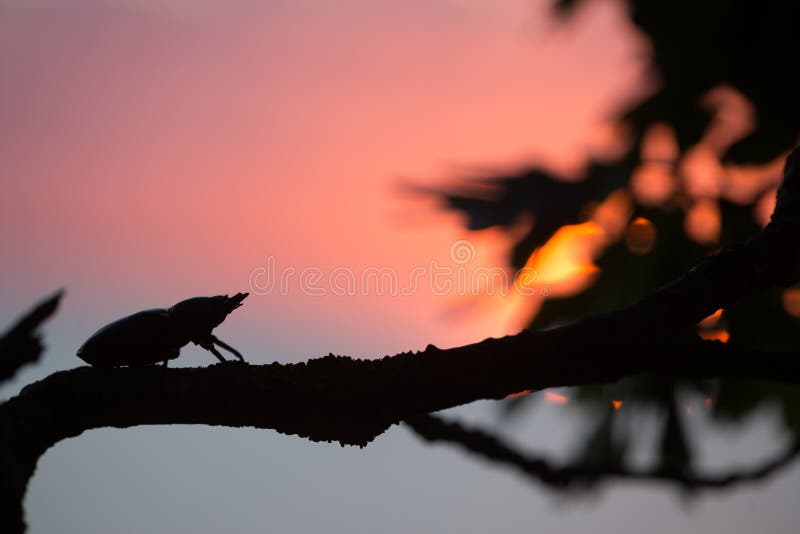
[{"xmin": 418, "ymin": 0, "xmax": 800, "ymax": 492}]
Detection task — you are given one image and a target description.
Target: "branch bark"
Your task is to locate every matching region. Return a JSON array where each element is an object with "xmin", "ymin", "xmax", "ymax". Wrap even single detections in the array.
[{"xmin": 1, "ymin": 149, "xmax": 799, "ymax": 532}]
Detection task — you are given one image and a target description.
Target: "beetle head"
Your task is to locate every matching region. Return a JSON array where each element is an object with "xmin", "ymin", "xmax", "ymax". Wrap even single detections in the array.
[{"xmin": 167, "ymin": 293, "xmax": 248, "ymax": 341}]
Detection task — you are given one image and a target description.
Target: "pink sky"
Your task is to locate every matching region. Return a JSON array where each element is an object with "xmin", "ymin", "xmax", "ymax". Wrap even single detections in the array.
[
  {"xmin": 0, "ymin": 0, "xmax": 645, "ymax": 361},
  {"xmin": 8, "ymin": 4, "xmax": 800, "ymax": 534}
]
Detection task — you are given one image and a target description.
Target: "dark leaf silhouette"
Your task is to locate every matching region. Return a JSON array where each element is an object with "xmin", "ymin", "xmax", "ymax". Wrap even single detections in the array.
[
  {"xmin": 413, "ymin": 159, "xmax": 634, "ymax": 269},
  {"xmin": 0, "ymin": 291, "xmax": 63, "ymax": 384}
]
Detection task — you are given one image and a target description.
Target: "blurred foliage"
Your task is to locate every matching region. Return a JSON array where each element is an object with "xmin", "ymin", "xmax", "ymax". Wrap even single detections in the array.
[
  {"xmin": 558, "ymin": 0, "xmax": 800, "ymax": 163},
  {"xmin": 427, "ymin": 0, "xmax": 800, "ymax": 485},
  {"xmin": 0, "ymin": 291, "xmax": 62, "ymax": 384}
]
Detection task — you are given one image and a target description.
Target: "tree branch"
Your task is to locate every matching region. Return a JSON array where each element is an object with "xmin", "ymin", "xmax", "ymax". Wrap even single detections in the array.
[
  {"xmin": 1, "ymin": 148, "xmax": 799, "ymax": 532},
  {"xmin": 0, "ymin": 321, "xmax": 797, "ymax": 531},
  {"xmin": 404, "ymin": 413, "xmax": 800, "ymax": 491}
]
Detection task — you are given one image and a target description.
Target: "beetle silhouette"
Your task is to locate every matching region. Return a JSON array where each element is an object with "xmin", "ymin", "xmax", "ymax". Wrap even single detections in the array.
[{"xmin": 77, "ymin": 293, "xmax": 249, "ymax": 367}]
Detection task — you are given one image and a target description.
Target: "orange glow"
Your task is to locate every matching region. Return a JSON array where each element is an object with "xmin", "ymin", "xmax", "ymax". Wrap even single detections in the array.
[
  {"xmin": 782, "ymin": 289, "xmax": 800, "ymax": 318},
  {"xmin": 514, "ymin": 189, "xmax": 633, "ymax": 301},
  {"xmin": 754, "ymin": 188, "xmax": 778, "ymax": 228},
  {"xmin": 630, "ymin": 163, "xmax": 676, "ymax": 206},
  {"xmin": 543, "ymin": 391, "xmax": 570, "ymax": 404},
  {"xmin": 611, "ymin": 399, "xmax": 623, "ymax": 410},
  {"xmin": 723, "ymin": 154, "xmax": 786, "ymax": 205},
  {"xmin": 640, "ymin": 123, "xmax": 679, "ymax": 163},
  {"xmin": 685, "ymin": 199, "xmax": 721, "ymax": 245},
  {"xmin": 704, "ymin": 397, "xmax": 713, "ymax": 409},
  {"xmin": 515, "ymin": 222, "xmax": 603, "ymax": 297},
  {"xmin": 624, "ymin": 217, "xmax": 656, "ymax": 254},
  {"xmin": 698, "ymin": 309, "xmax": 724, "ymax": 328},
  {"xmin": 698, "ymin": 309, "xmax": 729, "ymax": 343},
  {"xmin": 506, "ymin": 389, "xmax": 533, "ymax": 400},
  {"xmin": 681, "ymin": 145, "xmax": 724, "ymax": 198},
  {"xmin": 700, "ymin": 329, "xmax": 730, "ymax": 343},
  {"xmin": 700, "ymin": 85, "xmax": 756, "ymax": 155},
  {"xmin": 591, "ymin": 189, "xmax": 633, "ymax": 239}
]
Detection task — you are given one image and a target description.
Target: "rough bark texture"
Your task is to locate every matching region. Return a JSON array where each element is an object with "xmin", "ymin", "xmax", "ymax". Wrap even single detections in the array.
[{"xmin": 1, "ymin": 149, "xmax": 799, "ymax": 532}]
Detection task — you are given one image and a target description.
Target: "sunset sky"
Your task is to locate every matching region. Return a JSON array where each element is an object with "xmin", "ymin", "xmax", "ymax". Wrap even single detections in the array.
[{"xmin": 2, "ymin": 0, "xmax": 799, "ymax": 532}]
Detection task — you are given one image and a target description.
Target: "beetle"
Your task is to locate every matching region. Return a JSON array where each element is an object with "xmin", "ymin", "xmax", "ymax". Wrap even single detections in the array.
[{"xmin": 77, "ymin": 293, "xmax": 249, "ymax": 367}]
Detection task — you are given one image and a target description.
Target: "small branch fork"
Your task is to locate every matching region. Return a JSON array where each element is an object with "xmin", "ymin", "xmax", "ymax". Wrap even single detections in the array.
[{"xmin": 2, "ymin": 149, "xmax": 800, "ymax": 532}]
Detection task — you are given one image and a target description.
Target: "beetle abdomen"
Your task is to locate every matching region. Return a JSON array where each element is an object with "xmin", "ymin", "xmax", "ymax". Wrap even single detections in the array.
[{"xmin": 77, "ymin": 309, "xmax": 188, "ymax": 367}]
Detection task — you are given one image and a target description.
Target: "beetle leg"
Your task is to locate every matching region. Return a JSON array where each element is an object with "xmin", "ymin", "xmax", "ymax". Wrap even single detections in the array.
[
  {"xmin": 198, "ymin": 340, "xmax": 228, "ymax": 363},
  {"xmin": 211, "ymin": 335, "xmax": 246, "ymax": 362},
  {"xmin": 162, "ymin": 347, "xmax": 179, "ymax": 367}
]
